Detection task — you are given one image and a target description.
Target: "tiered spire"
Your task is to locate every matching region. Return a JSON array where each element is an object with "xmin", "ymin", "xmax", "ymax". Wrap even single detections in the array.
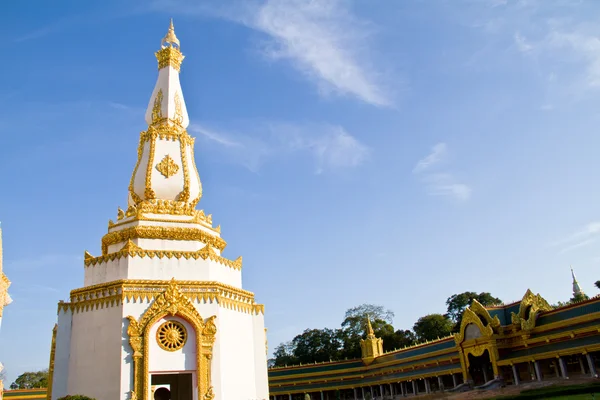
[
  {"xmin": 571, "ymin": 266, "xmax": 585, "ymax": 297},
  {"xmin": 360, "ymin": 315, "xmax": 383, "ymax": 365},
  {"xmin": 127, "ymin": 20, "xmax": 202, "ymax": 214}
]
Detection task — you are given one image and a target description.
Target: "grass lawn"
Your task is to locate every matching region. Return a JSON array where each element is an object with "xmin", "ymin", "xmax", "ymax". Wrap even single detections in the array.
[{"xmin": 493, "ymin": 381, "xmax": 600, "ymax": 399}]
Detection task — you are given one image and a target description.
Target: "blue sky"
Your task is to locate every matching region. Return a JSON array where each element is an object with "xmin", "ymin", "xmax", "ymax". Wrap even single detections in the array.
[{"xmin": 2, "ymin": 0, "xmax": 600, "ymax": 385}]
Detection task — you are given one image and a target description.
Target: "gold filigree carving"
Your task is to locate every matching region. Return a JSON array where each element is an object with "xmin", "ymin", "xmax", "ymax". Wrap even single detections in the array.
[
  {"xmin": 156, "ymin": 155, "xmax": 180, "ymax": 178},
  {"xmin": 510, "ymin": 289, "xmax": 553, "ymax": 331},
  {"xmin": 151, "ymin": 89, "xmax": 164, "ymax": 124},
  {"xmin": 455, "ymin": 308, "xmax": 494, "ymax": 345},
  {"xmin": 174, "ymin": 91, "xmax": 183, "ymax": 125},
  {"xmin": 156, "ymin": 320, "xmax": 187, "ymax": 351},
  {"xmin": 126, "ymin": 279, "xmax": 215, "ymax": 400},
  {"xmin": 156, "ymin": 47, "xmax": 184, "ymax": 72},
  {"xmin": 177, "ymin": 135, "xmax": 190, "ymax": 202},
  {"xmin": 86, "ymin": 240, "xmax": 241, "ymax": 271},
  {"xmin": 469, "ymin": 300, "xmax": 501, "ymax": 331},
  {"xmin": 101, "ymin": 225, "xmax": 226, "ymax": 255}
]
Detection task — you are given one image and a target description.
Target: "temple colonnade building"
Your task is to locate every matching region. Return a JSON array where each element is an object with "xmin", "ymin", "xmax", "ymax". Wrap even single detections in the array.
[{"xmin": 268, "ymin": 289, "xmax": 600, "ymax": 398}]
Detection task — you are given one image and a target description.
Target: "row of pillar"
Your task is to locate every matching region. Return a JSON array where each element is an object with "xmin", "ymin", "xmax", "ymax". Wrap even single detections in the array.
[
  {"xmin": 511, "ymin": 353, "xmax": 598, "ymax": 385},
  {"xmin": 271, "ymin": 372, "xmax": 463, "ymax": 400}
]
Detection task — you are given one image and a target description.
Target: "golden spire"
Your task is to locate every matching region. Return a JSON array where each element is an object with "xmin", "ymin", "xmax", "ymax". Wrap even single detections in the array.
[
  {"xmin": 366, "ymin": 315, "xmax": 375, "ymax": 338},
  {"xmin": 155, "ymin": 19, "xmax": 184, "ymax": 72},
  {"xmin": 161, "ymin": 18, "xmax": 180, "ymax": 49},
  {"xmin": 360, "ymin": 314, "xmax": 383, "ymax": 365}
]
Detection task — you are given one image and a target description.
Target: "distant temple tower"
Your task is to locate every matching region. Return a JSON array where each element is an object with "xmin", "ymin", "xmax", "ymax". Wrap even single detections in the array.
[
  {"xmin": 360, "ymin": 316, "xmax": 383, "ymax": 365},
  {"xmin": 49, "ymin": 21, "xmax": 269, "ymax": 400},
  {"xmin": 571, "ymin": 266, "xmax": 585, "ymax": 298}
]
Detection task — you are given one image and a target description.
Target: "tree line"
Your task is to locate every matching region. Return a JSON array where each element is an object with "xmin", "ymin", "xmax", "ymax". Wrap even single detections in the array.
[
  {"xmin": 270, "ymin": 291, "xmax": 502, "ymax": 368},
  {"xmin": 270, "ymin": 282, "xmax": 600, "ymax": 368}
]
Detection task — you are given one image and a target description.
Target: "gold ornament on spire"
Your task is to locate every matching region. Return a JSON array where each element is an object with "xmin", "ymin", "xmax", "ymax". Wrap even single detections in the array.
[
  {"xmin": 156, "ymin": 19, "xmax": 185, "ymax": 72},
  {"xmin": 161, "ymin": 19, "xmax": 180, "ymax": 49},
  {"xmin": 366, "ymin": 315, "xmax": 376, "ymax": 338}
]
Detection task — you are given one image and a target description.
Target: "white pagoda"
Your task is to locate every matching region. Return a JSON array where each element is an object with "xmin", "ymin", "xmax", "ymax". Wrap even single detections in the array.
[{"xmin": 49, "ymin": 21, "xmax": 269, "ymax": 400}]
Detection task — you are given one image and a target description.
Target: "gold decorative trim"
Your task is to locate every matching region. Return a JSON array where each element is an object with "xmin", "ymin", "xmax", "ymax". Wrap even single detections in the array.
[
  {"xmin": 189, "ymin": 145, "xmax": 203, "ymax": 206},
  {"xmin": 144, "ymin": 135, "xmax": 157, "ymax": 200},
  {"xmin": 86, "ymin": 240, "xmax": 241, "ymax": 270},
  {"xmin": 469, "ymin": 299, "xmax": 501, "ymax": 330},
  {"xmin": 174, "ymin": 91, "xmax": 183, "ymax": 125},
  {"xmin": 101, "ymin": 225, "xmax": 226, "ymax": 255},
  {"xmin": 127, "ymin": 279, "xmax": 214, "ymax": 400},
  {"xmin": 155, "ymin": 155, "xmax": 180, "ymax": 178},
  {"xmin": 455, "ymin": 307, "xmax": 494, "ymax": 345},
  {"xmin": 107, "ymin": 210, "xmax": 217, "ymax": 233},
  {"xmin": 142, "ymin": 123, "xmax": 191, "ymax": 142},
  {"xmin": 151, "ymin": 89, "xmax": 164, "ymax": 124},
  {"xmin": 156, "ymin": 320, "xmax": 187, "ymax": 351},
  {"xmin": 46, "ymin": 324, "xmax": 57, "ymax": 400},
  {"xmin": 59, "ymin": 279, "xmax": 264, "ymax": 316},
  {"xmin": 128, "ymin": 134, "xmax": 145, "ymax": 204},
  {"xmin": 156, "ymin": 47, "xmax": 184, "ymax": 72},
  {"xmin": 177, "ymin": 136, "xmax": 190, "ymax": 202},
  {"xmin": 510, "ymin": 289, "xmax": 553, "ymax": 331}
]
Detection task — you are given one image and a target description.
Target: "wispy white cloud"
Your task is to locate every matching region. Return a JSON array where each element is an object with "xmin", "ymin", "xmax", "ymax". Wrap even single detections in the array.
[
  {"xmin": 150, "ymin": 0, "xmax": 393, "ymax": 107},
  {"xmin": 551, "ymin": 221, "xmax": 600, "ymax": 254},
  {"xmin": 423, "ymin": 173, "xmax": 472, "ymax": 201},
  {"xmin": 189, "ymin": 124, "xmax": 243, "ymax": 148},
  {"xmin": 514, "ymin": 32, "xmax": 533, "ymax": 53},
  {"xmin": 412, "ymin": 143, "xmax": 471, "ymax": 201},
  {"xmin": 413, "ymin": 143, "xmax": 447, "ymax": 173},
  {"xmin": 192, "ymin": 121, "xmax": 369, "ymax": 174}
]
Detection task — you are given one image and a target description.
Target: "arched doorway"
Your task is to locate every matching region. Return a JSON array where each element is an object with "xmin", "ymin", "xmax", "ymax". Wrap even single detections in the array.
[{"xmin": 468, "ymin": 350, "xmax": 494, "ymax": 385}]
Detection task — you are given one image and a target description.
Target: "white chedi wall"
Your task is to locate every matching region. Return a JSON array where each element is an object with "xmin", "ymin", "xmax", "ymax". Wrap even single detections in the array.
[
  {"xmin": 52, "ymin": 295, "xmax": 268, "ymax": 400},
  {"xmin": 84, "ymin": 254, "xmax": 242, "ymax": 288}
]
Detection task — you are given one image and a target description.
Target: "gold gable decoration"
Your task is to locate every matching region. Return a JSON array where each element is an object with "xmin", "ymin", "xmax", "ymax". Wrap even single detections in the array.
[
  {"xmin": 126, "ymin": 279, "xmax": 216, "ymax": 400},
  {"xmin": 454, "ymin": 307, "xmax": 495, "ymax": 345},
  {"xmin": 510, "ymin": 289, "xmax": 553, "ymax": 331}
]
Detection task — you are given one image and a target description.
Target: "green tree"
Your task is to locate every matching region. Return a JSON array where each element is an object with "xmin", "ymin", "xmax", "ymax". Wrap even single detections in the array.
[
  {"xmin": 271, "ymin": 341, "xmax": 298, "ymax": 367},
  {"xmin": 570, "ymin": 292, "xmax": 589, "ymax": 303},
  {"xmin": 57, "ymin": 396, "xmax": 96, "ymax": 400},
  {"xmin": 292, "ymin": 328, "xmax": 342, "ymax": 364},
  {"xmin": 595, "ymin": 280, "xmax": 599, "ymax": 290},
  {"xmin": 11, "ymin": 370, "xmax": 49, "ymax": 389},
  {"xmin": 413, "ymin": 314, "xmax": 453, "ymax": 342},
  {"xmin": 383, "ymin": 329, "xmax": 416, "ymax": 350},
  {"xmin": 445, "ymin": 292, "xmax": 502, "ymax": 331},
  {"xmin": 339, "ymin": 304, "xmax": 394, "ymax": 359},
  {"xmin": 341, "ymin": 304, "xmax": 394, "ymax": 338}
]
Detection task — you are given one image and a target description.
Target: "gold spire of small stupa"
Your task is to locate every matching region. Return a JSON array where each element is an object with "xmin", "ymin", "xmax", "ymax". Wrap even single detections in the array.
[{"xmin": 161, "ymin": 18, "xmax": 180, "ymax": 49}]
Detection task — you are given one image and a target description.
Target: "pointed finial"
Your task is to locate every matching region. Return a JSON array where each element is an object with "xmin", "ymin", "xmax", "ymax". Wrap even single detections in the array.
[
  {"xmin": 571, "ymin": 265, "xmax": 584, "ymax": 297},
  {"xmin": 366, "ymin": 315, "xmax": 375, "ymax": 337},
  {"xmin": 162, "ymin": 18, "xmax": 180, "ymax": 49}
]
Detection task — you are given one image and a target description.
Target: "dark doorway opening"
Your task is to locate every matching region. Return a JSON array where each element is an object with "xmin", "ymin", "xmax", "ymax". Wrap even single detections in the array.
[
  {"xmin": 468, "ymin": 350, "xmax": 494, "ymax": 386},
  {"xmin": 151, "ymin": 373, "xmax": 193, "ymax": 400}
]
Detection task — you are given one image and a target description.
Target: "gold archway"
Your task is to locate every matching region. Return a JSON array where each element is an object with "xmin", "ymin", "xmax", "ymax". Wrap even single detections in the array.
[
  {"xmin": 127, "ymin": 279, "xmax": 216, "ymax": 400},
  {"xmin": 455, "ymin": 307, "xmax": 499, "ymax": 380}
]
